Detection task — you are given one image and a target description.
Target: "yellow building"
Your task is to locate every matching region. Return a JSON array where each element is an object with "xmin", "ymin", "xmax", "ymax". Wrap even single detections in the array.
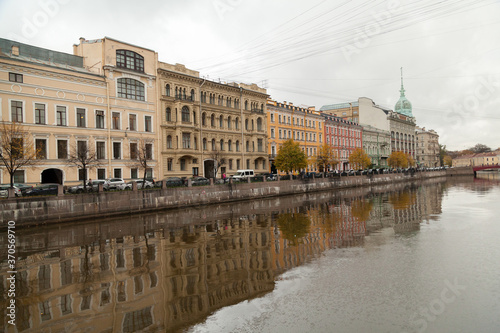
[
  {"xmin": 0, "ymin": 37, "xmax": 159, "ymax": 185},
  {"xmin": 157, "ymin": 62, "xmax": 268, "ymax": 178},
  {"xmin": 266, "ymin": 99, "xmax": 323, "ymax": 173}
]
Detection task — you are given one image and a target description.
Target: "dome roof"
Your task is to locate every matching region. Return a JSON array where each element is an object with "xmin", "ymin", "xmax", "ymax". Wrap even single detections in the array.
[{"xmin": 394, "ymin": 69, "xmax": 413, "ymax": 117}]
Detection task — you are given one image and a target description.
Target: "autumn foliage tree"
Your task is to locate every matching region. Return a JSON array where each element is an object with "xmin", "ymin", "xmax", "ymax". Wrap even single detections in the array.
[
  {"xmin": 349, "ymin": 148, "xmax": 371, "ymax": 170},
  {"xmin": 0, "ymin": 122, "xmax": 39, "ymax": 188},
  {"xmin": 275, "ymin": 139, "xmax": 308, "ymax": 174},
  {"xmin": 388, "ymin": 151, "xmax": 409, "ymax": 168},
  {"xmin": 315, "ymin": 144, "xmax": 338, "ymax": 173}
]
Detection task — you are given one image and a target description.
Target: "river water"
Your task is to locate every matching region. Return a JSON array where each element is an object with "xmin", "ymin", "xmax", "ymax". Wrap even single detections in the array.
[{"xmin": 1, "ymin": 174, "xmax": 499, "ymax": 333}]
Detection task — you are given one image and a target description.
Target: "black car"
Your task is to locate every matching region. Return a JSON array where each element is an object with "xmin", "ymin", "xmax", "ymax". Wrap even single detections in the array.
[
  {"xmin": 25, "ymin": 183, "xmax": 60, "ymax": 196},
  {"xmin": 191, "ymin": 177, "xmax": 210, "ymax": 186},
  {"xmin": 163, "ymin": 177, "xmax": 185, "ymax": 187}
]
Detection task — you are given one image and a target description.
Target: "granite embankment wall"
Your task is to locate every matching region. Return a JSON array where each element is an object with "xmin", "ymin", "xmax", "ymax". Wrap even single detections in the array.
[{"xmin": 0, "ymin": 168, "xmax": 473, "ymax": 227}]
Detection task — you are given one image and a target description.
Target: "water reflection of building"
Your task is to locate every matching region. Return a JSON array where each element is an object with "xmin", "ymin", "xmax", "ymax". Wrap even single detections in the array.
[
  {"xmin": 0, "ymin": 218, "xmax": 275, "ymax": 333},
  {"xmin": 0, "ymin": 179, "xmax": 450, "ymax": 332}
]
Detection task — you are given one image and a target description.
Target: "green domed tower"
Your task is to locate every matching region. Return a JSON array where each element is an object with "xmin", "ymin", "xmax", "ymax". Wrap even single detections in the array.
[{"xmin": 395, "ymin": 68, "xmax": 413, "ymax": 117}]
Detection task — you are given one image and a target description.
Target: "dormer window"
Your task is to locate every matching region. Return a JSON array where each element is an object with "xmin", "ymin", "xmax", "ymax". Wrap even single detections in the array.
[{"xmin": 116, "ymin": 50, "xmax": 144, "ymax": 72}]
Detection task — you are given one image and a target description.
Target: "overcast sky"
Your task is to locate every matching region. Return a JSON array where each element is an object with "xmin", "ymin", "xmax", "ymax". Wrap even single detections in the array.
[{"xmin": 1, "ymin": 0, "xmax": 499, "ymax": 151}]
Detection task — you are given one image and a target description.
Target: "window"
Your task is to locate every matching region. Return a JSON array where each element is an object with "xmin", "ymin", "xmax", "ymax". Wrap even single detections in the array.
[
  {"xmin": 180, "ymin": 158, "xmax": 186, "ymax": 171},
  {"xmin": 117, "ymin": 78, "xmax": 145, "ymax": 101},
  {"xmin": 220, "ymin": 139, "xmax": 224, "ymax": 151},
  {"xmin": 57, "ymin": 106, "xmax": 67, "ymax": 126},
  {"xmin": 167, "ymin": 158, "xmax": 173, "ymax": 171},
  {"xmin": 166, "ymin": 135, "xmax": 172, "ymax": 149},
  {"xmin": 211, "ymin": 114, "xmax": 215, "ymax": 127},
  {"xmin": 202, "ymin": 113, "xmax": 206, "ymax": 126},
  {"xmin": 165, "ymin": 84, "xmax": 170, "ymax": 96},
  {"xmin": 9, "ymin": 73, "xmax": 23, "ymax": 83},
  {"xmin": 11, "ymin": 101, "xmax": 23, "ymax": 122},
  {"xmin": 271, "ymin": 128, "xmax": 275, "ymax": 138},
  {"xmin": 236, "ymin": 140, "xmax": 240, "ymax": 152},
  {"xmin": 114, "ymin": 169, "xmax": 122, "ymax": 178},
  {"xmin": 77, "ymin": 141, "xmax": 87, "ymax": 158},
  {"xmin": 145, "ymin": 116, "xmax": 152, "ymax": 132},
  {"xmin": 257, "ymin": 139, "xmax": 263, "ymax": 152},
  {"xmin": 129, "ymin": 114, "xmax": 137, "ymax": 131},
  {"xmin": 77, "ymin": 108, "xmax": 86, "ymax": 127},
  {"xmin": 211, "ymin": 139, "xmax": 216, "ymax": 151},
  {"xmin": 113, "ymin": 142, "xmax": 121, "ymax": 159},
  {"xmin": 35, "ymin": 103, "xmax": 46, "ymax": 124},
  {"xmin": 131, "ymin": 168, "xmax": 138, "ymax": 179},
  {"xmin": 182, "ymin": 133, "xmax": 190, "ymax": 149},
  {"xmin": 98, "ymin": 169, "xmax": 106, "ymax": 179},
  {"xmin": 181, "ymin": 106, "xmax": 190, "ymax": 122},
  {"xmin": 116, "ymin": 50, "xmax": 144, "ymax": 72},
  {"xmin": 227, "ymin": 116, "xmax": 232, "ymax": 129},
  {"xmin": 96, "ymin": 110, "xmax": 105, "ymax": 129},
  {"xmin": 145, "ymin": 144, "xmax": 152, "ymax": 159},
  {"xmin": 13, "ymin": 170, "xmax": 25, "ymax": 183},
  {"xmin": 130, "ymin": 143, "xmax": 138, "ymax": 160},
  {"xmin": 112, "ymin": 112, "xmax": 120, "ymax": 129},
  {"xmin": 228, "ymin": 140, "xmax": 232, "ymax": 151},
  {"xmin": 57, "ymin": 140, "xmax": 68, "ymax": 159},
  {"xmin": 271, "ymin": 114, "xmax": 274, "ymax": 122},
  {"xmin": 36, "ymin": 139, "xmax": 47, "ymax": 159},
  {"xmin": 219, "ymin": 115, "xmax": 223, "ymax": 128},
  {"xmin": 202, "ymin": 138, "xmax": 207, "ymax": 150}
]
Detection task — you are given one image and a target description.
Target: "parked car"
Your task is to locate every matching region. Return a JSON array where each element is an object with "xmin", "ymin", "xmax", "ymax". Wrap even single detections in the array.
[
  {"xmin": 104, "ymin": 178, "xmax": 127, "ymax": 191},
  {"xmin": 161, "ymin": 177, "xmax": 185, "ymax": 187},
  {"xmin": 232, "ymin": 169, "xmax": 255, "ymax": 181},
  {"xmin": 68, "ymin": 180, "xmax": 107, "ymax": 193},
  {"xmin": 13, "ymin": 183, "xmax": 33, "ymax": 195},
  {"xmin": 0, "ymin": 185, "xmax": 22, "ymax": 198},
  {"xmin": 191, "ymin": 176, "xmax": 210, "ymax": 186},
  {"xmin": 127, "ymin": 179, "xmax": 154, "ymax": 189},
  {"xmin": 25, "ymin": 183, "xmax": 60, "ymax": 196}
]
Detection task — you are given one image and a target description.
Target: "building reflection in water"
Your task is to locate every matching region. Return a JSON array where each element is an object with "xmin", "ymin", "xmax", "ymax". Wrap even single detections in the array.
[{"xmin": 0, "ymin": 177, "xmax": 451, "ymax": 332}]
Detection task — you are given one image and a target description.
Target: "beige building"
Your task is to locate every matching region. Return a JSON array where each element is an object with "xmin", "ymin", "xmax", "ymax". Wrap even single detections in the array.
[
  {"xmin": 361, "ymin": 124, "xmax": 391, "ymax": 167},
  {"xmin": 158, "ymin": 62, "xmax": 268, "ymax": 178},
  {"xmin": 0, "ymin": 37, "xmax": 160, "ymax": 185},
  {"xmin": 453, "ymin": 151, "xmax": 500, "ymax": 167},
  {"xmin": 267, "ymin": 99, "xmax": 323, "ymax": 174},
  {"xmin": 416, "ymin": 126, "xmax": 440, "ymax": 167}
]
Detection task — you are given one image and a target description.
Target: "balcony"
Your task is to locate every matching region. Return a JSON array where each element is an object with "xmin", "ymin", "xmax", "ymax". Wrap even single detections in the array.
[
  {"xmin": 175, "ymin": 95, "xmax": 194, "ymax": 102},
  {"xmin": 251, "ymin": 108, "xmax": 264, "ymax": 114}
]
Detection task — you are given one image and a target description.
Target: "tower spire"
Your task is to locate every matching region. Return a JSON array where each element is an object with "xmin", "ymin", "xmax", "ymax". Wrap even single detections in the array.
[{"xmin": 400, "ymin": 67, "xmax": 405, "ymax": 97}]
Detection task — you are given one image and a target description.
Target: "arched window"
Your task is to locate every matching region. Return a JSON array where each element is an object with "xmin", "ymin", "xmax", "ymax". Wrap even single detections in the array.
[
  {"xmin": 219, "ymin": 115, "xmax": 223, "ymax": 128},
  {"xmin": 246, "ymin": 141, "xmax": 250, "ymax": 152},
  {"xmin": 228, "ymin": 140, "xmax": 232, "ymax": 151},
  {"xmin": 211, "ymin": 114, "xmax": 215, "ymax": 127},
  {"xmin": 166, "ymin": 135, "xmax": 172, "ymax": 149},
  {"xmin": 116, "ymin": 50, "xmax": 144, "ymax": 72},
  {"xmin": 220, "ymin": 139, "xmax": 224, "ymax": 151},
  {"xmin": 236, "ymin": 140, "xmax": 240, "ymax": 152},
  {"xmin": 211, "ymin": 139, "xmax": 216, "ymax": 150},
  {"xmin": 245, "ymin": 119, "xmax": 249, "ymax": 130},
  {"xmin": 261, "ymin": 104, "xmax": 264, "ymax": 112},
  {"xmin": 245, "ymin": 100, "xmax": 248, "ymax": 110},
  {"xmin": 165, "ymin": 84, "xmax": 170, "ymax": 96},
  {"xmin": 117, "ymin": 78, "xmax": 144, "ymax": 101},
  {"xmin": 202, "ymin": 112, "xmax": 206, "ymax": 126},
  {"xmin": 251, "ymin": 119, "xmax": 254, "ymax": 131},
  {"xmin": 235, "ymin": 117, "xmax": 239, "ymax": 130},
  {"xmin": 190, "ymin": 89, "xmax": 195, "ymax": 101},
  {"xmin": 193, "ymin": 111, "xmax": 197, "ymax": 124},
  {"xmin": 203, "ymin": 138, "xmax": 207, "ymax": 150},
  {"xmin": 227, "ymin": 116, "xmax": 232, "ymax": 129},
  {"xmin": 166, "ymin": 107, "xmax": 172, "ymax": 121},
  {"xmin": 181, "ymin": 106, "xmax": 190, "ymax": 122},
  {"xmin": 227, "ymin": 97, "xmax": 231, "ymax": 108}
]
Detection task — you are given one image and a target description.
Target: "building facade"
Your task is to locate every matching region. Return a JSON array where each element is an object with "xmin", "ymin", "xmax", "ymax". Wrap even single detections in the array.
[
  {"xmin": 415, "ymin": 127, "xmax": 440, "ymax": 167},
  {"xmin": 158, "ymin": 61, "xmax": 268, "ymax": 178},
  {"xmin": 323, "ymin": 114, "xmax": 363, "ymax": 171},
  {"xmin": 361, "ymin": 125, "xmax": 390, "ymax": 167},
  {"xmin": 73, "ymin": 37, "xmax": 160, "ymax": 181},
  {"xmin": 267, "ymin": 100, "xmax": 323, "ymax": 173},
  {"xmin": 321, "ymin": 97, "xmax": 416, "ymax": 159},
  {"xmin": 1, "ymin": 38, "xmax": 108, "ymax": 185}
]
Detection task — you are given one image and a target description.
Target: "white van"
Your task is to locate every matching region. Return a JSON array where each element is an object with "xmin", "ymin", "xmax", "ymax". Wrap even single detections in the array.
[{"xmin": 232, "ymin": 169, "xmax": 254, "ymax": 181}]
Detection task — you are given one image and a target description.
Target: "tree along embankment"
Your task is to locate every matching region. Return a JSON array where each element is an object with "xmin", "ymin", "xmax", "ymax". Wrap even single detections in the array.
[{"xmin": 0, "ymin": 167, "xmax": 473, "ymax": 228}]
